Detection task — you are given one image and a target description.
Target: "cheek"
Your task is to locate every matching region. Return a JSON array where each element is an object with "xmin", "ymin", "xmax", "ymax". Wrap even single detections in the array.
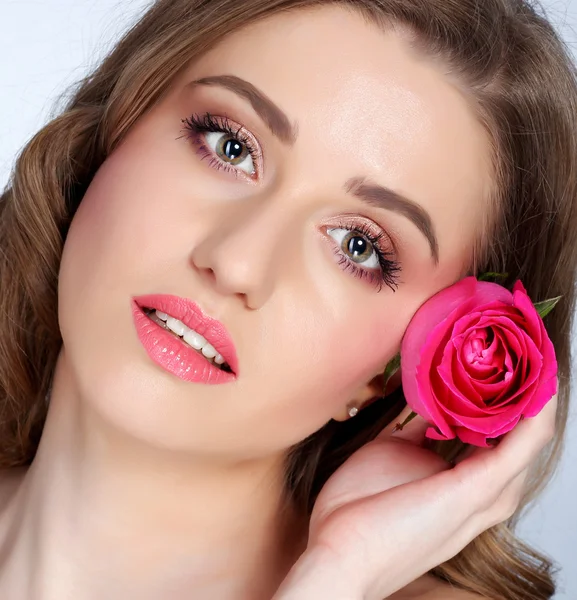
[
  {"xmin": 59, "ymin": 125, "xmax": 185, "ymax": 304},
  {"xmin": 270, "ymin": 293, "xmax": 409, "ymax": 417},
  {"xmin": 315, "ymin": 311, "xmax": 402, "ymax": 394},
  {"xmin": 57, "ymin": 135, "xmax": 184, "ymax": 388},
  {"xmin": 61, "ymin": 171, "xmax": 118, "ymax": 286}
]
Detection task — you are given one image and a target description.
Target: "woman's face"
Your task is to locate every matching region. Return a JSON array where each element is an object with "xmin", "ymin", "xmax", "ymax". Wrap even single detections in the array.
[{"xmin": 58, "ymin": 5, "xmax": 492, "ymax": 458}]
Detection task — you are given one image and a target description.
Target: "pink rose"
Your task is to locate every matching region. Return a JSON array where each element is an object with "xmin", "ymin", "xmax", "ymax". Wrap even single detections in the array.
[{"xmin": 400, "ymin": 277, "xmax": 558, "ymax": 447}]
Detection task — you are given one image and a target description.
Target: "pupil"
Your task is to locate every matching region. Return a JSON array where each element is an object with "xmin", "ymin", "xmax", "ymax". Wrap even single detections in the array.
[
  {"xmin": 223, "ymin": 138, "xmax": 243, "ymax": 160},
  {"xmin": 345, "ymin": 234, "xmax": 371, "ymax": 262},
  {"xmin": 348, "ymin": 236, "xmax": 366, "ymax": 256}
]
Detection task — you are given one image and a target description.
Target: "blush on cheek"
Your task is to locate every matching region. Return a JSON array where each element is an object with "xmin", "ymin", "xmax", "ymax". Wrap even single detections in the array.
[
  {"xmin": 59, "ymin": 183, "xmax": 109, "ymax": 297},
  {"xmin": 58, "ymin": 150, "xmax": 149, "ymax": 320},
  {"xmin": 64, "ymin": 138, "xmax": 164, "ymax": 271},
  {"xmin": 65, "ymin": 161, "xmax": 123, "ymax": 255}
]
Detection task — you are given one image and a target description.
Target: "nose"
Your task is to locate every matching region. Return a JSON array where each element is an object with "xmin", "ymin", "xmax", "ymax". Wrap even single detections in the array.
[{"xmin": 190, "ymin": 200, "xmax": 289, "ymax": 310}]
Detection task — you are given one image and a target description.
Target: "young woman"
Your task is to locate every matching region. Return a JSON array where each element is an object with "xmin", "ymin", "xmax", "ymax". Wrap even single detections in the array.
[{"xmin": 0, "ymin": 1, "xmax": 574, "ymax": 598}]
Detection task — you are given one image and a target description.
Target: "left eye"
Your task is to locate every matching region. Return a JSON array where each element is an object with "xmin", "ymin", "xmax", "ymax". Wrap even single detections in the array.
[
  {"xmin": 327, "ymin": 228, "xmax": 380, "ymax": 269},
  {"xmin": 205, "ymin": 132, "xmax": 255, "ymax": 175}
]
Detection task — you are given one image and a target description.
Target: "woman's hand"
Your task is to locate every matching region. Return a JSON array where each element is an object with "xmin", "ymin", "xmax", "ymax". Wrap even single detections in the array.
[{"xmin": 274, "ymin": 393, "xmax": 557, "ymax": 600}]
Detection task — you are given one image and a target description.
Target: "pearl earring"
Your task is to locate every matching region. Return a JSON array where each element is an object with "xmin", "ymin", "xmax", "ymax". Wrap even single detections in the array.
[{"xmin": 347, "ymin": 405, "xmax": 359, "ymax": 418}]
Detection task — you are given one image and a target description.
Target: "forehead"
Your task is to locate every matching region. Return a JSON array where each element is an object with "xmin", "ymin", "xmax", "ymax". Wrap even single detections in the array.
[{"xmin": 180, "ymin": 5, "xmax": 493, "ymax": 266}]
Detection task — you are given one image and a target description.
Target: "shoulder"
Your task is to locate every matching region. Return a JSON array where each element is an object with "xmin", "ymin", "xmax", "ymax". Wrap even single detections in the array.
[{"xmin": 388, "ymin": 575, "xmax": 487, "ymax": 600}]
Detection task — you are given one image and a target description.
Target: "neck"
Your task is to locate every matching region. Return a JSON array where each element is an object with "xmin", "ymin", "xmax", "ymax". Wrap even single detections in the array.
[{"xmin": 0, "ymin": 359, "xmax": 307, "ymax": 600}]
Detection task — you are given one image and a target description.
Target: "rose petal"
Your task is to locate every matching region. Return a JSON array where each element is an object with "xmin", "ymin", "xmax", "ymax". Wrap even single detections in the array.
[
  {"xmin": 427, "ymin": 371, "xmax": 466, "ymax": 425},
  {"xmin": 402, "ymin": 277, "xmax": 477, "ymax": 362},
  {"xmin": 533, "ymin": 318, "xmax": 558, "ymax": 390},
  {"xmin": 444, "ymin": 401, "xmax": 527, "ymax": 435},
  {"xmin": 436, "ymin": 363, "xmax": 540, "ymax": 434},
  {"xmin": 478, "ymin": 321, "xmax": 528, "ymax": 407},
  {"xmin": 462, "ymin": 329, "xmax": 507, "ymax": 381},
  {"xmin": 461, "ymin": 328, "xmax": 502, "ymax": 370},
  {"xmin": 433, "ymin": 387, "xmax": 490, "ymax": 419},
  {"xmin": 513, "ymin": 282, "xmax": 542, "ymax": 346},
  {"xmin": 413, "ymin": 364, "xmax": 453, "ymax": 437},
  {"xmin": 465, "ymin": 328, "xmax": 514, "ymax": 402},
  {"xmin": 491, "ymin": 329, "xmax": 542, "ymax": 407},
  {"xmin": 512, "ymin": 280, "xmax": 528, "ymax": 295},
  {"xmin": 399, "ymin": 277, "xmax": 559, "ymax": 445},
  {"xmin": 425, "ymin": 425, "xmax": 455, "ymax": 442},
  {"xmin": 454, "ymin": 414, "xmax": 522, "ymax": 445},
  {"xmin": 523, "ymin": 374, "xmax": 558, "ymax": 418},
  {"xmin": 453, "ymin": 427, "xmax": 492, "ymax": 447},
  {"xmin": 486, "ymin": 414, "xmax": 523, "ymax": 438},
  {"xmin": 438, "ymin": 342, "xmax": 483, "ymax": 407},
  {"xmin": 404, "ymin": 313, "xmax": 474, "ymax": 436}
]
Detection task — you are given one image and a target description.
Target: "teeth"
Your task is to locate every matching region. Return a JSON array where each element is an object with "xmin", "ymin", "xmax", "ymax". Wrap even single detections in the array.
[
  {"xmin": 183, "ymin": 329, "xmax": 207, "ymax": 350},
  {"xmin": 149, "ymin": 309, "xmax": 228, "ymax": 370},
  {"xmin": 201, "ymin": 343, "xmax": 217, "ymax": 359},
  {"xmin": 166, "ymin": 316, "xmax": 189, "ymax": 337}
]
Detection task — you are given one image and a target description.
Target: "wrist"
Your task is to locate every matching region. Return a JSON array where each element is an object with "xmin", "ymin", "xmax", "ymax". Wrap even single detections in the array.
[{"xmin": 273, "ymin": 547, "xmax": 363, "ymax": 600}]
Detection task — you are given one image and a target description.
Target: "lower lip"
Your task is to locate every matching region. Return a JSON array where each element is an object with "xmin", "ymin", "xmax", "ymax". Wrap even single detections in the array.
[{"xmin": 131, "ymin": 302, "xmax": 235, "ymax": 384}]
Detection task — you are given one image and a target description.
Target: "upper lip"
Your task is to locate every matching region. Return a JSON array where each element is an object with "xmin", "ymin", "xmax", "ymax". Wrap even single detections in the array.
[{"xmin": 133, "ymin": 294, "xmax": 239, "ymax": 374}]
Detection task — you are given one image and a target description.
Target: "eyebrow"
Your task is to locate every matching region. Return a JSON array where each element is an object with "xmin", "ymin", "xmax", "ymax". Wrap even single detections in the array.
[
  {"xmin": 192, "ymin": 75, "xmax": 298, "ymax": 145},
  {"xmin": 346, "ymin": 177, "xmax": 439, "ymax": 264},
  {"xmin": 191, "ymin": 76, "xmax": 438, "ymax": 263}
]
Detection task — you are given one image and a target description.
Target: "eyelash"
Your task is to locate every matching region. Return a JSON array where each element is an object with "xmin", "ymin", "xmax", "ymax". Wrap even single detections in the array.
[
  {"xmin": 330, "ymin": 221, "xmax": 402, "ymax": 293},
  {"xmin": 182, "ymin": 112, "xmax": 402, "ymax": 292},
  {"xmin": 182, "ymin": 113, "xmax": 260, "ymax": 178}
]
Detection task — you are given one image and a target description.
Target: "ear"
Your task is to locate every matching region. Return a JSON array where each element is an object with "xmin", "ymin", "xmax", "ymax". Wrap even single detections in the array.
[{"xmin": 331, "ymin": 367, "xmax": 403, "ymax": 422}]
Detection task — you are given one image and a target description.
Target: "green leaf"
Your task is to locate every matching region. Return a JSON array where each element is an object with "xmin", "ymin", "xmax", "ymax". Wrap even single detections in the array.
[
  {"xmin": 392, "ymin": 411, "xmax": 418, "ymax": 433},
  {"xmin": 477, "ymin": 272, "xmax": 509, "ymax": 283},
  {"xmin": 382, "ymin": 352, "xmax": 401, "ymax": 395},
  {"xmin": 533, "ymin": 296, "xmax": 562, "ymax": 318}
]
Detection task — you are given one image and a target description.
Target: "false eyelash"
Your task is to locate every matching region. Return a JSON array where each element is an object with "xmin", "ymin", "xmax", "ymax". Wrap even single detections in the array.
[
  {"xmin": 181, "ymin": 112, "xmax": 260, "ymax": 177},
  {"xmin": 332, "ymin": 221, "xmax": 402, "ymax": 293}
]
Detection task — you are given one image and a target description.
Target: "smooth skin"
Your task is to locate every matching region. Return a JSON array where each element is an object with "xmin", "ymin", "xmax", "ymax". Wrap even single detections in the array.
[
  {"xmin": 0, "ymin": 5, "xmax": 554, "ymax": 599},
  {"xmin": 274, "ymin": 398, "xmax": 557, "ymax": 599}
]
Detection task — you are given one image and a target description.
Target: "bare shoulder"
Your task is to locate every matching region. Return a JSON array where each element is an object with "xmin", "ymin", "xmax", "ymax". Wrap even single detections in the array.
[{"xmin": 388, "ymin": 575, "xmax": 487, "ymax": 600}]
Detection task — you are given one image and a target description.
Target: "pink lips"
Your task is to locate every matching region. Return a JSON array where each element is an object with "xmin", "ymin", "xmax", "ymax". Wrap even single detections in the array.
[{"xmin": 131, "ymin": 294, "xmax": 238, "ymax": 384}]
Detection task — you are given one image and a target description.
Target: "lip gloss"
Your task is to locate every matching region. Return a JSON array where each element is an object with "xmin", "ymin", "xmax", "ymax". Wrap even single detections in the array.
[{"xmin": 131, "ymin": 295, "xmax": 238, "ymax": 384}]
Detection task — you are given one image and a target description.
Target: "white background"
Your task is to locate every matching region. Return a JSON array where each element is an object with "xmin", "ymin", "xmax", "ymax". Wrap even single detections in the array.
[{"xmin": 0, "ymin": 1, "xmax": 576, "ymax": 597}]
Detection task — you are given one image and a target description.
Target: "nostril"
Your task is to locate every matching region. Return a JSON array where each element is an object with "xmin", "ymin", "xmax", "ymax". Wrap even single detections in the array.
[
  {"xmin": 206, "ymin": 268, "xmax": 218, "ymax": 285},
  {"xmin": 195, "ymin": 264, "xmax": 216, "ymax": 284}
]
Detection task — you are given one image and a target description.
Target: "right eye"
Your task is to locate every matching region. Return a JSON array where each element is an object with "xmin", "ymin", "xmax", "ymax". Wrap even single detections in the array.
[
  {"xmin": 183, "ymin": 113, "xmax": 260, "ymax": 179},
  {"xmin": 204, "ymin": 131, "xmax": 255, "ymax": 175}
]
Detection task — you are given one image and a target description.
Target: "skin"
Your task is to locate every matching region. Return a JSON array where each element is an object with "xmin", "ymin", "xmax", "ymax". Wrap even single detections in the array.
[{"xmin": 0, "ymin": 5, "xmax": 495, "ymax": 599}]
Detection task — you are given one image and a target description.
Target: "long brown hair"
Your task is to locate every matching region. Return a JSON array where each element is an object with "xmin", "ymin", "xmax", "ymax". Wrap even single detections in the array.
[{"xmin": 1, "ymin": 1, "xmax": 576, "ymax": 598}]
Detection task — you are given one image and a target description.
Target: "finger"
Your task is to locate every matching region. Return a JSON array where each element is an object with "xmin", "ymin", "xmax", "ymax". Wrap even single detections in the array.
[
  {"xmin": 453, "ymin": 388, "xmax": 557, "ymax": 464},
  {"xmin": 492, "ymin": 392, "xmax": 558, "ymax": 479},
  {"xmin": 451, "ymin": 393, "xmax": 557, "ymax": 511}
]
